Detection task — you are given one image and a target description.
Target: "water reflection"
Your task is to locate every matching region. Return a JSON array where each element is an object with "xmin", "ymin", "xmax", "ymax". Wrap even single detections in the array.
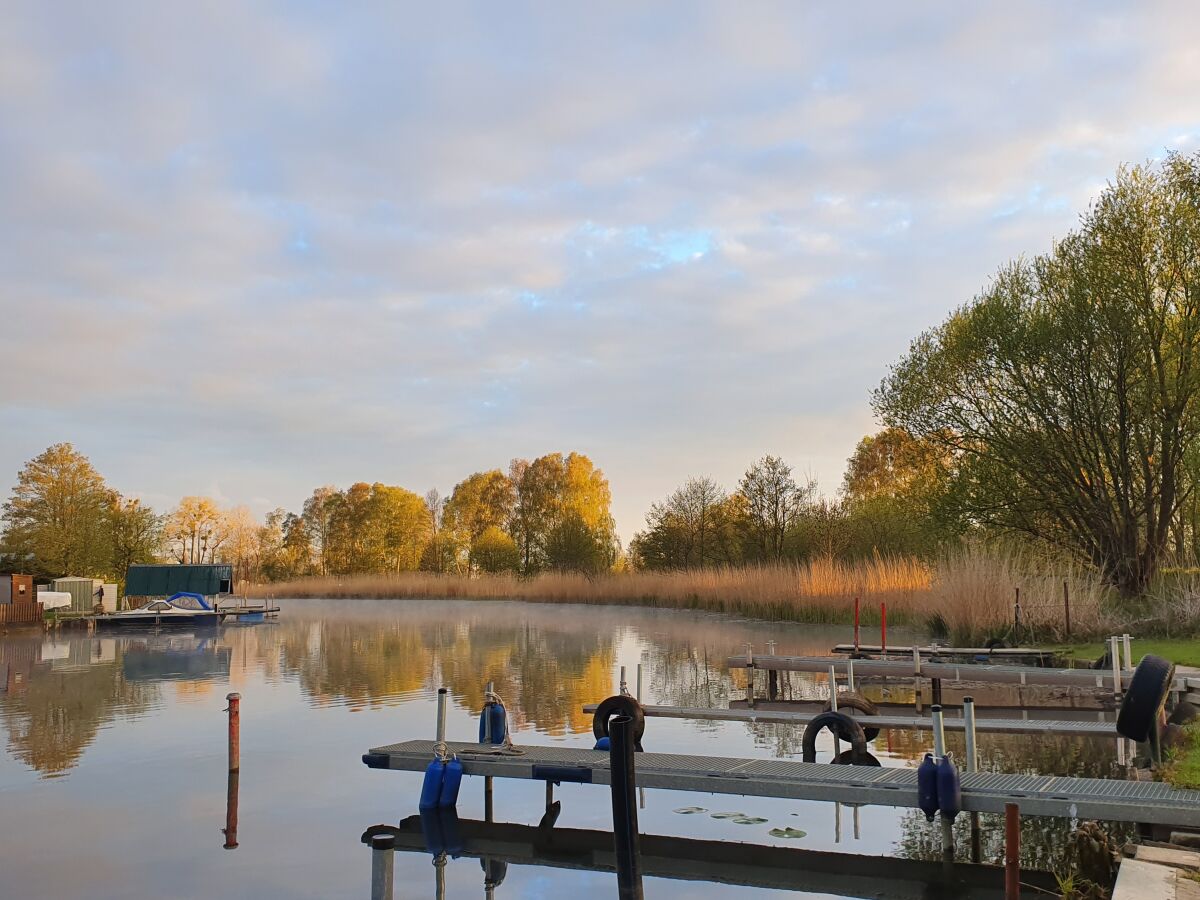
[{"xmin": 0, "ymin": 598, "xmax": 1137, "ymax": 896}]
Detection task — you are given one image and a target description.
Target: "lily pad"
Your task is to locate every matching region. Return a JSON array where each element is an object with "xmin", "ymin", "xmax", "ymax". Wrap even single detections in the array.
[
  {"xmin": 672, "ymin": 807, "xmax": 707, "ymax": 814},
  {"xmin": 709, "ymin": 811, "xmax": 745, "ymax": 819},
  {"xmin": 769, "ymin": 827, "xmax": 807, "ymax": 839},
  {"xmin": 731, "ymin": 816, "xmax": 768, "ymax": 825}
]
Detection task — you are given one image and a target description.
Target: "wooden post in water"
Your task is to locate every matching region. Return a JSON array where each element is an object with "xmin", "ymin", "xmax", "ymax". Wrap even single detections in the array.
[
  {"xmin": 1004, "ymin": 803, "xmax": 1020, "ymax": 899},
  {"xmin": 226, "ymin": 693, "xmax": 240, "ymax": 773}
]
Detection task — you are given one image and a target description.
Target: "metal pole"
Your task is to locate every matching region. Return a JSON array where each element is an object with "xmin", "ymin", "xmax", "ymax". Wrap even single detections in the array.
[
  {"xmin": 620, "ymin": 665, "xmax": 627, "ymax": 695},
  {"xmin": 847, "ymin": 658, "xmax": 855, "ymax": 692},
  {"xmin": 436, "ymin": 687, "xmax": 448, "ymax": 748},
  {"xmin": 223, "ymin": 770, "xmax": 239, "ymax": 850},
  {"xmin": 1122, "ymin": 634, "xmax": 1132, "ymax": 671},
  {"xmin": 931, "ymin": 705, "xmax": 945, "ymax": 759},
  {"xmin": 829, "ymin": 665, "xmax": 840, "ymax": 757},
  {"xmin": 609, "ymin": 715, "xmax": 644, "ymax": 900},
  {"xmin": 1109, "ymin": 636, "xmax": 1122, "ymax": 699},
  {"xmin": 1013, "ymin": 587, "xmax": 1021, "ymax": 644},
  {"xmin": 636, "ymin": 664, "xmax": 643, "ymax": 702},
  {"xmin": 226, "ymin": 693, "xmax": 240, "ymax": 773},
  {"xmin": 880, "ymin": 604, "xmax": 887, "ymax": 656},
  {"xmin": 370, "ymin": 834, "xmax": 395, "ymax": 900},
  {"xmin": 854, "ymin": 596, "xmax": 860, "ymax": 653},
  {"xmin": 912, "ymin": 646, "xmax": 922, "ymax": 676},
  {"xmin": 963, "ymin": 696, "xmax": 978, "ymax": 773},
  {"xmin": 931, "ymin": 677, "xmax": 943, "ymax": 707},
  {"xmin": 1005, "ymin": 803, "xmax": 1020, "ymax": 900},
  {"xmin": 745, "ymin": 644, "xmax": 755, "ymax": 707}
]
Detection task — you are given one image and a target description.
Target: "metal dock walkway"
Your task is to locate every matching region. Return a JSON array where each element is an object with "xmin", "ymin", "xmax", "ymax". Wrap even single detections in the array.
[
  {"xmin": 727, "ymin": 653, "xmax": 1168, "ymax": 689},
  {"xmin": 581, "ymin": 702, "xmax": 1118, "ymax": 736},
  {"xmin": 363, "ymin": 740, "xmax": 1200, "ymax": 827}
]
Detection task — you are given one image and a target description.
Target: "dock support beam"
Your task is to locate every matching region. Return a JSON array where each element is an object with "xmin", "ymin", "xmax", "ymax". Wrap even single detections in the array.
[{"xmin": 609, "ymin": 715, "xmax": 644, "ymax": 899}]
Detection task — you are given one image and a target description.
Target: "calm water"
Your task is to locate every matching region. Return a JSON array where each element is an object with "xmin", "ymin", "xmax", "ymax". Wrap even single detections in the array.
[{"xmin": 0, "ymin": 599, "xmax": 1126, "ymax": 899}]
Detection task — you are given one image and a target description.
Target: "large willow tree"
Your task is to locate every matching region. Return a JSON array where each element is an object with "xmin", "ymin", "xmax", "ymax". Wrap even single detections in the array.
[{"xmin": 876, "ymin": 154, "xmax": 1200, "ymax": 596}]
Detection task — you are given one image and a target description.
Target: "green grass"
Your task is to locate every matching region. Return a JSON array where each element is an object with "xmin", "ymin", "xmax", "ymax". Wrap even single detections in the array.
[
  {"xmin": 1056, "ymin": 638, "xmax": 1200, "ymax": 667},
  {"xmin": 1164, "ymin": 722, "xmax": 1200, "ymax": 789}
]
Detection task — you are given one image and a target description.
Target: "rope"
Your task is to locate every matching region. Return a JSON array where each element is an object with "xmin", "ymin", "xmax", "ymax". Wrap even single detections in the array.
[{"xmin": 471, "ymin": 689, "xmax": 526, "ymax": 757}]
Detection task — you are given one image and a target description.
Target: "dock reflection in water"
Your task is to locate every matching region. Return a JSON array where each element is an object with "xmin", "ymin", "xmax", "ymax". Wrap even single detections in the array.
[{"xmin": 0, "ymin": 599, "xmax": 1133, "ymax": 898}]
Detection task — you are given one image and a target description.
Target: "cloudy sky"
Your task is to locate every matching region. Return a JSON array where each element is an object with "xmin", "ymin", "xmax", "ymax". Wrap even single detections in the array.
[{"xmin": 3, "ymin": 2, "xmax": 1200, "ymax": 539}]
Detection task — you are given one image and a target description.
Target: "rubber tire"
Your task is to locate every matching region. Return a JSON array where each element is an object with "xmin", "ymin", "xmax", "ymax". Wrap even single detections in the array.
[
  {"xmin": 1116, "ymin": 655, "xmax": 1175, "ymax": 743},
  {"xmin": 802, "ymin": 711, "xmax": 869, "ymax": 764},
  {"xmin": 822, "ymin": 692, "xmax": 881, "ymax": 742},
  {"xmin": 591, "ymin": 695, "xmax": 646, "ymax": 744},
  {"xmin": 832, "ymin": 748, "xmax": 881, "ymax": 766},
  {"xmin": 1170, "ymin": 701, "xmax": 1199, "ymax": 727}
]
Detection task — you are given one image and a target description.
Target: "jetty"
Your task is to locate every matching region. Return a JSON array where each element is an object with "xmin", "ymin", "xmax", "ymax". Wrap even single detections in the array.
[
  {"xmin": 362, "ymin": 739, "xmax": 1200, "ymax": 827},
  {"xmin": 581, "ymin": 702, "xmax": 1118, "ymax": 737}
]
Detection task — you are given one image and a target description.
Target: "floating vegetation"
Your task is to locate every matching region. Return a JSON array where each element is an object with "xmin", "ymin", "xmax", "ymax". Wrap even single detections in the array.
[
  {"xmin": 769, "ymin": 827, "xmax": 807, "ymax": 839},
  {"xmin": 709, "ymin": 811, "xmax": 745, "ymax": 819},
  {"xmin": 731, "ymin": 816, "xmax": 768, "ymax": 825},
  {"xmin": 673, "ymin": 807, "xmax": 707, "ymax": 815}
]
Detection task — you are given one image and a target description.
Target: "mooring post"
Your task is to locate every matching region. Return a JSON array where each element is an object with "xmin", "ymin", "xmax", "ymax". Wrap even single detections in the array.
[
  {"xmin": 931, "ymin": 705, "xmax": 945, "ymax": 759},
  {"xmin": 963, "ymin": 696, "xmax": 978, "ymax": 773},
  {"xmin": 847, "ymin": 658, "xmax": 855, "ymax": 692},
  {"xmin": 1109, "ymin": 636, "xmax": 1122, "ymax": 699},
  {"xmin": 1004, "ymin": 803, "xmax": 1020, "ymax": 900},
  {"xmin": 1063, "ymin": 581, "xmax": 1071, "ymax": 640},
  {"xmin": 829, "ymin": 664, "xmax": 840, "ymax": 756},
  {"xmin": 635, "ymin": 664, "xmax": 643, "ymax": 703},
  {"xmin": 931, "ymin": 677, "xmax": 943, "ymax": 707},
  {"xmin": 912, "ymin": 646, "xmax": 922, "ymax": 676},
  {"xmin": 609, "ymin": 715, "xmax": 644, "ymax": 900},
  {"xmin": 436, "ymin": 687, "xmax": 448, "ymax": 748},
  {"xmin": 1122, "ymin": 634, "xmax": 1132, "ymax": 671},
  {"xmin": 484, "ymin": 681, "xmax": 494, "ymax": 812},
  {"xmin": 620, "ymin": 665, "xmax": 627, "ymax": 696},
  {"xmin": 370, "ymin": 833, "xmax": 395, "ymax": 900},
  {"xmin": 853, "ymin": 596, "xmax": 861, "ymax": 653},
  {"xmin": 226, "ymin": 692, "xmax": 240, "ymax": 773}
]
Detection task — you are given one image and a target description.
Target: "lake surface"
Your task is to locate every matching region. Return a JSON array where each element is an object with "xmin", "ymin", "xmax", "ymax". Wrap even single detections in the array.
[{"xmin": 0, "ymin": 599, "xmax": 1127, "ymax": 898}]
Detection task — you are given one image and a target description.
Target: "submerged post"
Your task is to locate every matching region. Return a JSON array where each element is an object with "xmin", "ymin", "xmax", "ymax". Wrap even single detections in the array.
[
  {"xmin": 963, "ymin": 696, "xmax": 978, "ymax": 773},
  {"xmin": 1004, "ymin": 803, "xmax": 1020, "ymax": 900},
  {"xmin": 609, "ymin": 715, "xmax": 644, "ymax": 900},
  {"xmin": 226, "ymin": 693, "xmax": 240, "ymax": 773},
  {"xmin": 370, "ymin": 833, "xmax": 395, "ymax": 900}
]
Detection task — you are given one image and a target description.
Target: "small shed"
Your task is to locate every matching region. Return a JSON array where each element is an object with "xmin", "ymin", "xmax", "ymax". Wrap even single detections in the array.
[
  {"xmin": 0, "ymin": 574, "xmax": 42, "ymax": 625},
  {"xmin": 51, "ymin": 577, "xmax": 105, "ymax": 613},
  {"xmin": 124, "ymin": 564, "xmax": 234, "ymax": 603}
]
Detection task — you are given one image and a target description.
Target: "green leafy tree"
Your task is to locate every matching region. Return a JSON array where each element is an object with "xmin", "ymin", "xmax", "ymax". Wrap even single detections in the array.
[
  {"xmin": 738, "ymin": 455, "xmax": 812, "ymax": 562},
  {"xmin": 509, "ymin": 453, "xmax": 615, "ymax": 573},
  {"xmin": 876, "ymin": 154, "xmax": 1200, "ymax": 595},
  {"xmin": 108, "ymin": 498, "xmax": 162, "ymax": 588},
  {"xmin": 1, "ymin": 443, "xmax": 116, "ymax": 577},
  {"xmin": 470, "ymin": 525, "xmax": 521, "ymax": 573},
  {"xmin": 631, "ymin": 477, "xmax": 744, "ymax": 570}
]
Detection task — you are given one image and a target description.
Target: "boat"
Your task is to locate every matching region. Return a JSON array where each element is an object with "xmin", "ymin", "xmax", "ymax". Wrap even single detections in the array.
[{"xmin": 95, "ymin": 592, "xmax": 221, "ymax": 628}]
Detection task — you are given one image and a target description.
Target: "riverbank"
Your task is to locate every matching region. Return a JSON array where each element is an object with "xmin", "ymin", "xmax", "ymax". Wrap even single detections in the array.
[{"xmin": 249, "ymin": 550, "xmax": 1114, "ymax": 644}]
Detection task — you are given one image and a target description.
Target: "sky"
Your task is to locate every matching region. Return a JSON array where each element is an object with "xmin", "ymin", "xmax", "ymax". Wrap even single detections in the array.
[{"xmin": 3, "ymin": 2, "xmax": 1200, "ymax": 541}]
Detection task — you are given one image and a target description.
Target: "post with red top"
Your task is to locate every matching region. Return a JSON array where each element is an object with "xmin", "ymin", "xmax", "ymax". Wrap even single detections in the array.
[
  {"xmin": 880, "ymin": 603, "xmax": 887, "ymax": 657},
  {"xmin": 227, "ymin": 692, "xmax": 241, "ymax": 773},
  {"xmin": 1005, "ymin": 803, "xmax": 1020, "ymax": 899}
]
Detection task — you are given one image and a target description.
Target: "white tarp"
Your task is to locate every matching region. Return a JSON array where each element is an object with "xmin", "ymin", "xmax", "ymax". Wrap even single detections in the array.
[{"xmin": 38, "ymin": 591, "xmax": 72, "ymax": 610}]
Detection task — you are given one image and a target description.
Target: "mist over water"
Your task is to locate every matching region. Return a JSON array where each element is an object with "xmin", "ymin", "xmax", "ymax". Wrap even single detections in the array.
[{"xmin": 0, "ymin": 599, "xmax": 1126, "ymax": 898}]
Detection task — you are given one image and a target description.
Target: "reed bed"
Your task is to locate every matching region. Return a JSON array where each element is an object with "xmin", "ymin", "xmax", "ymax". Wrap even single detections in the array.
[{"xmin": 250, "ymin": 546, "xmax": 1117, "ymax": 643}]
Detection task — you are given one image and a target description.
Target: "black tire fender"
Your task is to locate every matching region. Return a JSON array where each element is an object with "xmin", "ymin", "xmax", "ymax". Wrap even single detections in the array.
[
  {"xmin": 832, "ymin": 748, "xmax": 881, "ymax": 766},
  {"xmin": 1117, "ymin": 655, "xmax": 1175, "ymax": 743},
  {"xmin": 822, "ymin": 692, "xmax": 880, "ymax": 742},
  {"xmin": 592, "ymin": 695, "xmax": 646, "ymax": 743},
  {"xmin": 802, "ymin": 711, "xmax": 869, "ymax": 763}
]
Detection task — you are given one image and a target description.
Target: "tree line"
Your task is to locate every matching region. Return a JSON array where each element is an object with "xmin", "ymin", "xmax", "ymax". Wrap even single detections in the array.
[{"xmin": 5, "ymin": 155, "xmax": 1200, "ymax": 597}]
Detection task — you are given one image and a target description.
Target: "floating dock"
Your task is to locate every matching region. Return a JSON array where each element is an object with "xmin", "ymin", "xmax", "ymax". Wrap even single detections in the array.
[
  {"xmin": 581, "ymin": 702, "xmax": 1118, "ymax": 737},
  {"xmin": 727, "ymin": 653, "xmax": 1167, "ymax": 690},
  {"xmin": 364, "ymin": 815, "xmax": 1060, "ymax": 899},
  {"xmin": 831, "ymin": 644, "xmax": 1055, "ymax": 662},
  {"xmin": 363, "ymin": 740, "xmax": 1200, "ymax": 827}
]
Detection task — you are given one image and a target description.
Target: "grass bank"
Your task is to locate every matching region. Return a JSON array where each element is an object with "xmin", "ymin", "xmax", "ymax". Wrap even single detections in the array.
[
  {"xmin": 1058, "ymin": 639, "xmax": 1200, "ymax": 668},
  {"xmin": 250, "ymin": 547, "xmax": 1115, "ymax": 644}
]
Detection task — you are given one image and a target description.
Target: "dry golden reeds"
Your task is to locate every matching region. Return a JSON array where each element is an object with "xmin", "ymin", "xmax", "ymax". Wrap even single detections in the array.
[{"xmin": 249, "ymin": 546, "xmax": 1115, "ymax": 642}]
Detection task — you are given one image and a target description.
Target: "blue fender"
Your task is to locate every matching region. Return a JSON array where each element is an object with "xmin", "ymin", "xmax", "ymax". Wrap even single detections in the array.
[{"xmin": 917, "ymin": 753, "xmax": 939, "ymax": 822}]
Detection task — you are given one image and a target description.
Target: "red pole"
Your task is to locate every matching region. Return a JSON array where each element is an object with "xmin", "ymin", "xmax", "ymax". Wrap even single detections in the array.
[
  {"xmin": 853, "ymin": 597, "xmax": 861, "ymax": 652},
  {"xmin": 880, "ymin": 603, "xmax": 887, "ymax": 657},
  {"xmin": 1005, "ymin": 803, "xmax": 1020, "ymax": 899},
  {"xmin": 227, "ymin": 692, "xmax": 241, "ymax": 773}
]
